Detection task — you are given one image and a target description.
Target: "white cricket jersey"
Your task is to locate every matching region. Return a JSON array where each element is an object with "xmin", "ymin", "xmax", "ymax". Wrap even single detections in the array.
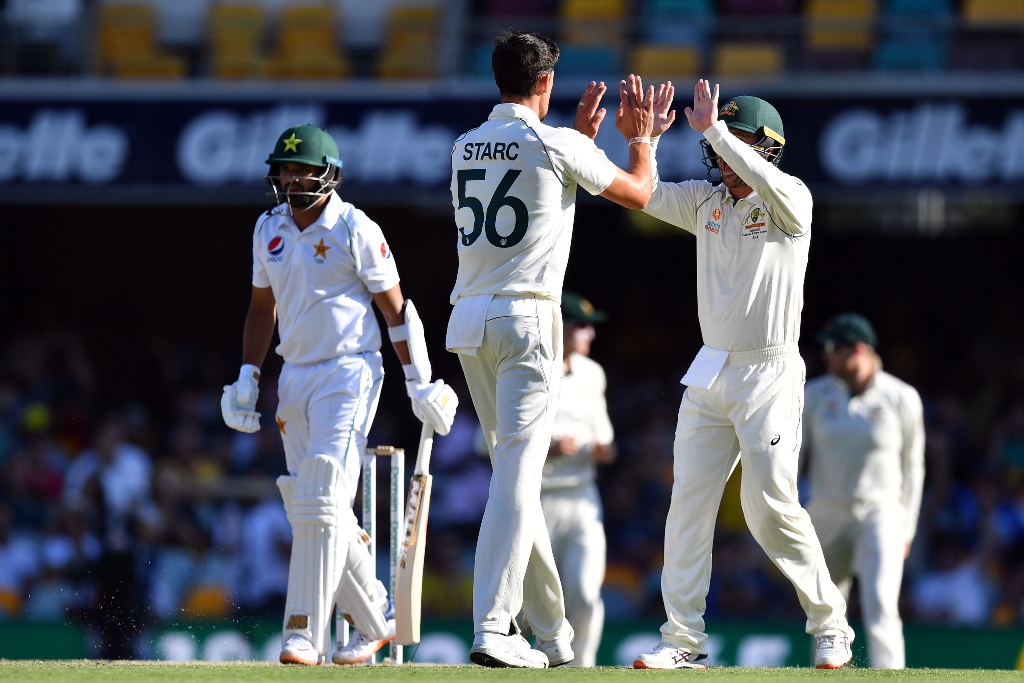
[
  {"xmin": 645, "ymin": 120, "xmax": 813, "ymax": 353},
  {"xmin": 543, "ymin": 353, "xmax": 614, "ymax": 489},
  {"xmin": 449, "ymin": 103, "xmax": 617, "ymax": 303},
  {"xmin": 803, "ymin": 371, "xmax": 926, "ymax": 542},
  {"xmin": 251, "ymin": 192, "xmax": 400, "ymax": 365}
]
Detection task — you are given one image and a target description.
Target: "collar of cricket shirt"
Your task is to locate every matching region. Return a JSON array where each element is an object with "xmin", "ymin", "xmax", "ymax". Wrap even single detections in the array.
[
  {"xmin": 306, "ymin": 191, "xmax": 342, "ymax": 233},
  {"xmin": 489, "ymin": 103, "xmax": 541, "ymax": 128}
]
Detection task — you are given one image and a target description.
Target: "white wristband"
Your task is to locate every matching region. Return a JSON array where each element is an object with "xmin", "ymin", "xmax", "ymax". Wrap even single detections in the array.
[{"xmin": 629, "ymin": 136, "xmax": 651, "ymax": 146}]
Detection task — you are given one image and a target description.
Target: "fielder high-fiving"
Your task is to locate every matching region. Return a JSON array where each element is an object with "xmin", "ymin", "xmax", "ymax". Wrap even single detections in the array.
[{"xmin": 631, "ymin": 80, "xmax": 855, "ymax": 670}]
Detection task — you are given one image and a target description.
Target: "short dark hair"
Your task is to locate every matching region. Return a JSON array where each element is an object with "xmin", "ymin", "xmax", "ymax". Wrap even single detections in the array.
[{"xmin": 492, "ymin": 28, "xmax": 559, "ymax": 98}]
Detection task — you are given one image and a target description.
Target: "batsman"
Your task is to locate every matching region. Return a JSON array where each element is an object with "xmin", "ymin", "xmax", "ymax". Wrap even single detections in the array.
[{"xmin": 220, "ymin": 125, "xmax": 457, "ymax": 666}]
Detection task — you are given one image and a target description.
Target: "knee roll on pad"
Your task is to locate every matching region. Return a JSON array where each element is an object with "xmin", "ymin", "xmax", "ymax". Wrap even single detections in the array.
[
  {"xmin": 282, "ymin": 455, "xmax": 351, "ymax": 656},
  {"xmin": 335, "ymin": 531, "xmax": 390, "ymax": 640}
]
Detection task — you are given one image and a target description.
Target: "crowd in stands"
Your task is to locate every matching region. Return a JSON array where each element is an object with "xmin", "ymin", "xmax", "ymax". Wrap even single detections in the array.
[
  {"xmin": 2, "ymin": 0, "xmax": 1023, "ymax": 79},
  {"xmin": 2, "ymin": 292, "xmax": 1024, "ymax": 655}
]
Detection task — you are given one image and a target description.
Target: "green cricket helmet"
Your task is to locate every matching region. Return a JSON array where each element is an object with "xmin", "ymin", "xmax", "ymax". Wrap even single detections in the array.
[
  {"xmin": 264, "ymin": 124, "xmax": 343, "ymax": 213},
  {"xmin": 700, "ymin": 96, "xmax": 786, "ymax": 181}
]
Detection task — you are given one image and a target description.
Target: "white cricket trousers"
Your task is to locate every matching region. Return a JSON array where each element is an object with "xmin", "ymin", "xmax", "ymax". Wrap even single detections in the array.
[
  {"xmin": 458, "ymin": 295, "xmax": 572, "ymax": 641},
  {"xmin": 808, "ymin": 501, "xmax": 906, "ymax": 668},
  {"xmin": 541, "ymin": 484, "xmax": 605, "ymax": 666},
  {"xmin": 277, "ymin": 352, "xmax": 384, "ymax": 498},
  {"xmin": 661, "ymin": 345, "xmax": 849, "ymax": 654}
]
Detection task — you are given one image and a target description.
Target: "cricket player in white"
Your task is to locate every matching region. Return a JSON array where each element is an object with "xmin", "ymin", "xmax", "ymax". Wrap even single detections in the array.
[
  {"xmin": 541, "ymin": 292, "xmax": 615, "ymax": 667},
  {"xmin": 803, "ymin": 313, "xmax": 925, "ymax": 669},
  {"xmin": 632, "ymin": 80, "xmax": 854, "ymax": 670},
  {"xmin": 447, "ymin": 29, "xmax": 658, "ymax": 669},
  {"xmin": 220, "ymin": 125, "xmax": 457, "ymax": 666}
]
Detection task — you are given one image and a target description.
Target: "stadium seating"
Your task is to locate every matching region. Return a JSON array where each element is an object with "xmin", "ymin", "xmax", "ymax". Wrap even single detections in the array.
[
  {"xmin": 712, "ymin": 41, "xmax": 785, "ymax": 78},
  {"xmin": 553, "ymin": 44, "xmax": 621, "ymax": 78},
  {"xmin": 962, "ymin": 0, "xmax": 1024, "ymax": 25},
  {"xmin": 630, "ymin": 44, "xmax": 700, "ymax": 79},
  {"xmin": 267, "ymin": 5, "xmax": 350, "ymax": 80},
  {"xmin": 800, "ymin": 0, "xmax": 876, "ymax": 71},
  {"xmin": 207, "ymin": 3, "xmax": 265, "ymax": 79},
  {"xmin": 96, "ymin": 3, "xmax": 187, "ymax": 78},
  {"xmin": 873, "ymin": 0, "xmax": 951, "ymax": 71},
  {"xmin": 376, "ymin": 5, "xmax": 440, "ymax": 79},
  {"xmin": 560, "ymin": 0, "xmax": 628, "ymax": 50},
  {"xmin": 640, "ymin": 0, "xmax": 713, "ymax": 51}
]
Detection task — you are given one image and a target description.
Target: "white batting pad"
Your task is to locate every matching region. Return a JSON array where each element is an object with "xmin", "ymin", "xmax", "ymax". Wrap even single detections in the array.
[
  {"xmin": 335, "ymin": 531, "xmax": 390, "ymax": 641},
  {"xmin": 282, "ymin": 455, "xmax": 350, "ymax": 656}
]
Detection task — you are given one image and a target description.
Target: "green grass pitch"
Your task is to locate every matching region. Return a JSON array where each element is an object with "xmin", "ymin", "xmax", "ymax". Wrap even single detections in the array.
[{"xmin": 1, "ymin": 662, "xmax": 1021, "ymax": 683}]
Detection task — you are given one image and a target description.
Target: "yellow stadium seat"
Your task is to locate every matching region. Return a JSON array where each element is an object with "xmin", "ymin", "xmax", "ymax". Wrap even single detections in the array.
[
  {"xmin": 561, "ymin": 0, "xmax": 628, "ymax": 17},
  {"xmin": 561, "ymin": 0, "xmax": 628, "ymax": 47},
  {"xmin": 96, "ymin": 3, "xmax": 187, "ymax": 78},
  {"xmin": 268, "ymin": 5, "xmax": 350, "ymax": 80},
  {"xmin": 805, "ymin": 0, "xmax": 877, "ymax": 51},
  {"xmin": 376, "ymin": 6, "xmax": 440, "ymax": 80},
  {"xmin": 208, "ymin": 3, "xmax": 266, "ymax": 79},
  {"xmin": 962, "ymin": 0, "xmax": 1024, "ymax": 24},
  {"xmin": 630, "ymin": 44, "xmax": 700, "ymax": 78},
  {"xmin": 711, "ymin": 42, "xmax": 784, "ymax": 78}
]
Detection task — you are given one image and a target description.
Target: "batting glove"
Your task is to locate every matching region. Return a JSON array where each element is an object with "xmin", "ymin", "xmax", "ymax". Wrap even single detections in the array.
[
  {"xmin": 221, "ymin": 364, "xmax": 261, "ymax": 433},
  {"xmin": 406, "ymin": 379, "xmax": 458, "ymax": 436}
]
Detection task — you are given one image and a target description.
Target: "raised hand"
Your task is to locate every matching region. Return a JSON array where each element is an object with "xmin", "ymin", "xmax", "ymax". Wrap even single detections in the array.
[
  {"xmin": 614, "ymin": 74, "xmax": 654, "ymax": 141},
  {"xmin": 652, "ymin": 81, "xmax": 676, "ymax": 137},
  {"xmin": 683, "ymin": 79, "xmax": 719, "ymax": 133},
  {"xmin": 574, "ymin": 81, "xmax": 608, "ymax": 140}
]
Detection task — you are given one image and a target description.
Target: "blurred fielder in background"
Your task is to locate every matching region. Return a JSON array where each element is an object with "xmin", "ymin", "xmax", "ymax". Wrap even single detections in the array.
[
  {"xmin": 220, "ymin": 124, "xmax": 456, "ymax": 666},
  {"xmin": 447, "ymin": 28, "xmax": 656, "ymax": 668},
  {"xmin": 631, "ymin": 80, "xmax": 854, "ymax": 670},
  {"xmin": 803, "ymin": 313, "xmax": 925, "ymax": 669},
  {"xmin": 539, "ymin": 291, "xmax": 616, "ymax": 667}
]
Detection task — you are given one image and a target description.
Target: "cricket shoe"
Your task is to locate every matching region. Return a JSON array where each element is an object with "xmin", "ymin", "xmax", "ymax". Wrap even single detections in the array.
[
  {"xmin": 814, "ymin": 628, "xmax": 854, "ymax": 669},
  {"xmin": 280, "ymin": 635, "xmax": 324, "ymax": 666},
  {"xmin": 536, "ymin": 624, "xmax": 575, "ymax": 667},
  {"xmin": 331, "ymin": 602, "xmax": 397, "ymax": 665},
  {"xmin": 633, "ymin": 641, "xmax": 709, "ymax": 669},
  {"xmin": 470, "ymin": 631, "xmax": 549, "ymax": 668}
]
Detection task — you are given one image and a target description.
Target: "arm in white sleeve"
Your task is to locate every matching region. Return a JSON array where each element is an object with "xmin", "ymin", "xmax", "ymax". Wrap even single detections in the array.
[
  {"xmin": 900, "ymin": 387, "xmax": 926, "ymax": 545},
  {"xmin": 702, "ymin": 120, "xmax": 813, "ymax": 236},
  {"xmin": 642, "ymin": 136, "xmax": 702, "ymax": 236}
]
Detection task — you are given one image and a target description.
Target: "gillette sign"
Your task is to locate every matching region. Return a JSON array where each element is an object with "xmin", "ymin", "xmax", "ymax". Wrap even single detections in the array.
[
  {"xmin": 820, "ymin": 103, "xmax": 1024, "ymax": 185},
  {"xmin": 177, "ymin": 105, "xmax": 454, "ymax": 186}
]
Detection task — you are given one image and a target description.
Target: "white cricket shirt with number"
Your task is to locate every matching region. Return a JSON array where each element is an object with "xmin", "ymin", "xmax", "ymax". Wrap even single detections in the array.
[
  {"xmin": 251, "ymin": 192, "xmax": 400, "ymax": 365},
  {"xmin": 449, "ymin": 103, "xmax": 617, "ymax": 304},
  {"xmin": 644, "ymin": 120, "xmax": 813, "ymax": 353},
  {"xmin": 803, "ymin": 371, "xmax": 926, "ymax": 543},
  {"xmin": 544, "ymin": 353, "xmax": 614, "ymax": 489}
]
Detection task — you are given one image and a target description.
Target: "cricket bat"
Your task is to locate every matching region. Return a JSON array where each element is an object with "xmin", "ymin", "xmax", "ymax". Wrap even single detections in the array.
[{"xmin": 394, "ymin": 423, "xmax": 434, "ymax": 645}]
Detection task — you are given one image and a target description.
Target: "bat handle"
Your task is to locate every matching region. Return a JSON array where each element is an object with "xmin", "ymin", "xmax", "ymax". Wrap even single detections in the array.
[{"xmin": 416, "ymin": 423, "xmax": 434, "ymax": 476}]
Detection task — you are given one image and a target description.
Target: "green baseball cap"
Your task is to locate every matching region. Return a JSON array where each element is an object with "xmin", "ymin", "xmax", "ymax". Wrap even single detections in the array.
[
  {"xmin": 266, "ymin": 124, "xmax": 342, "ymax": 169},
  {"xmin": 815, "ymin": 313, "xmax": 877, "ymax": 349},
  {"xmin": 562, "ymin": 291, "xmax": 607, "ymax": 325},
  {"xmin": 718, "ymin": 96, "xmax": 785, "ymax": 146}
]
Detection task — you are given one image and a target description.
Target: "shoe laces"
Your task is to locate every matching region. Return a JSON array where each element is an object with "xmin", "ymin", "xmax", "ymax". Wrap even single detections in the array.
[
  {"xmin": 285, "ymin": 635, "xmax": 313, "ymax": 649},
  {"xmin": 653, "ymin": 641, "xmax": 681, "ymax": 654}
]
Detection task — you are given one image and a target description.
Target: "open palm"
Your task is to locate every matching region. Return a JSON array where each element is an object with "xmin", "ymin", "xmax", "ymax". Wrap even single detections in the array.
[{"xmin": 652, "ymin": 81, "xmax": 676, "ymax": 137}]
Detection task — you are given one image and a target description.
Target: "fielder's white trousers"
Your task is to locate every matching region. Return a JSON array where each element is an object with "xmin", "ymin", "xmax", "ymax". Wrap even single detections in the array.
[
  {"xmin": 277, "ymin": 352, "xmax": 384, "ymax": 501},
  {"xmin": 541, "ymin": 484, "xmax": 605, "ymax": 666},
  {"xmin": 458, "ymin": 296, "xmax": 572, "ymax": 641},
  {"xmin": 809, "ymin": 501, "xmax": 906, "ymax": 668},
  {"xmin": 661, "ymin": 346, "xmax": 849, "ymax": 654}
]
